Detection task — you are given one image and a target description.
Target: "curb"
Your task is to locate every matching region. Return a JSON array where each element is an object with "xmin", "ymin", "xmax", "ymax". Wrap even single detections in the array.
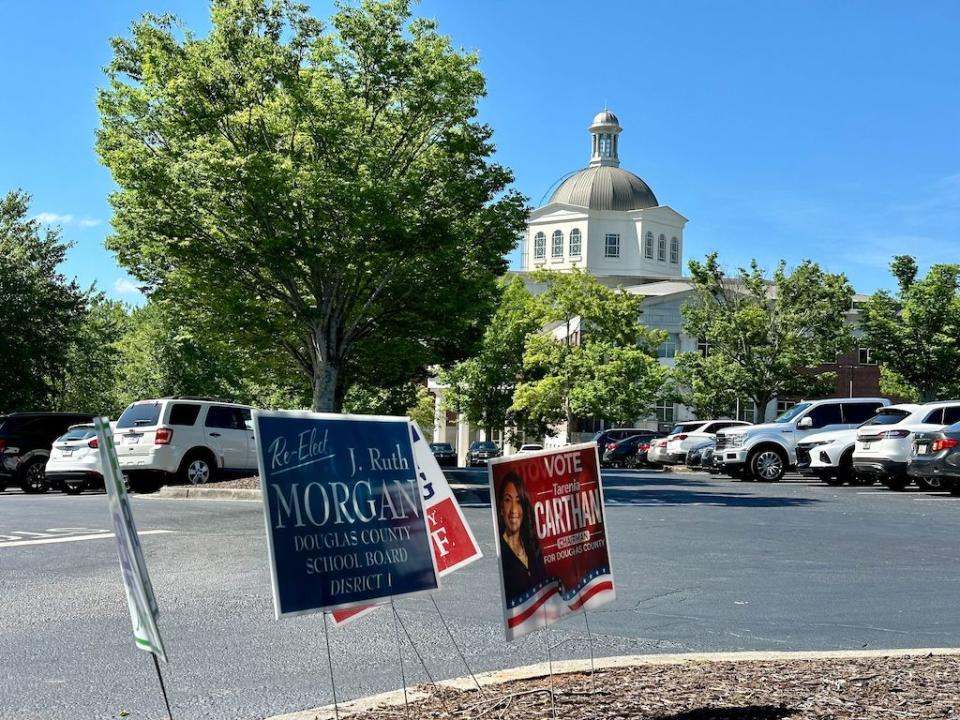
[
  {"xmin": 265, "ymin": 646, "xmax": 960, "ymax": 719},
  {"xmin": 153, "ymin": 486, "xmax": 262, "ymax": 501}
]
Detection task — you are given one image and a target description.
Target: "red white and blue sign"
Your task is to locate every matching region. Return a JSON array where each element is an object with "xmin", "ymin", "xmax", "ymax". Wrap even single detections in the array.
[
  {"xmin": 488, "ymin": 443, "xmax": 615, "ymax": 640},
  {"xmin": 255, "ymin": 411, "xmax": 439, "ymax": 619}
]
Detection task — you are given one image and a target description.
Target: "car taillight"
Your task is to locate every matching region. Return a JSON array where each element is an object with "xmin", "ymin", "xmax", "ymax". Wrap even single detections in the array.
[
  {"xmin": 0, "ymin": 438, "xmax": 5, "ymax": 451},
  {"xmin": 87, "ymin": 438, "xmax": 99, "ymax": 449},
  {"xmin": 608, "ymin": 443, "xmax": 619, "ymax": 450},
  {"xmin": 676, "ymin": 434, "xmax": 688, "ymax": 440},
  {"xmin": 155, "ymin": 427, "xmax": 173, "ymax": 445},
  {"xmin": 932, "ymin": 437, "xmax": 960, "ymax": 452},
  {"xmin": 880, "ymin": 430, "xmax": 911, "ymax": 439},
  {"xmin": 639, "ymin": 443, "xmax": 650, "ymax": 451}
]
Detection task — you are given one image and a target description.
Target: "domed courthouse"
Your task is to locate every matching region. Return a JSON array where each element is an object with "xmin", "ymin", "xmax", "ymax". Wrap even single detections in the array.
[{"xmin": 522, "ymin": 111, "xmax": 688, "ymax": 281}]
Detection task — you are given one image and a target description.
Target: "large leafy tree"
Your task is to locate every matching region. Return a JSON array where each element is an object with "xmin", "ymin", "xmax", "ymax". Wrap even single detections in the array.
[
  {"xmin": 513, "ymin": 270, "xmax": 667, "ymax": 431},
  {"xmin": 683, "ymin": 253, "xmax": 852, "ymax": 422},
  {"xmin": 440, "ymin": 277, "xmax": 543, "ymax": 437},
  {"xmin": 97, "ymin": 0, "xmax": 527, "ymax": 411},
  {"xmin": 0, "ymin": 190, "xmax": 87, "ymax": 413},
  {"xmin": 667, "ymin": 351, "xmax": 744, "ymax": 420},
  {"xmin": 859, "ymin": 256, "xmax": 960, "ymax": 402}
]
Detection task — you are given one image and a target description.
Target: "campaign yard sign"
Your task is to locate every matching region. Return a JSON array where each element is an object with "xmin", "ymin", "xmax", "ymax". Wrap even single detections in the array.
[
  {"xmin": 331, "ymin": 421, "xmax": 482, "ymax": 625},
  {"xmin": 256, "ymin": 411, "xmax": 439, "ymax": 618},
  {"xmin": 95, "ymin": 417, "xmax": 167, "ymax": 662},
  {"xmin": 489, "ymin": 442, "xmax": 615, "ymax": 640}
]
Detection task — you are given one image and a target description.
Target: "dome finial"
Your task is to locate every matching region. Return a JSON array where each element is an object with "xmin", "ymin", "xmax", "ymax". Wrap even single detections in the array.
[{"xmin": 589, "ymin": 109, "xmax": 621, "ymax": 168}]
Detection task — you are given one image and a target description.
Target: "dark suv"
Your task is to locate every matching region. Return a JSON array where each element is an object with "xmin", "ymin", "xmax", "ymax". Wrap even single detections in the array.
[
  {"xmin": 0, "ymin": 412, "xmax": 95, "ymax": 493},
  {"xmin": 467, "ymin": 440, "xmax": 501, "ymax": 467}
]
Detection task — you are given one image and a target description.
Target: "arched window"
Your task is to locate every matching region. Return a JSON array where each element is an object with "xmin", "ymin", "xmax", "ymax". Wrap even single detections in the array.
[
  {"xmin": 670, "ymin": 236, "xmax": 680, "ymax": 264},
  {"xmin": 644, "ymin": 231, "xmax": 654, "ymax": 260},
  {"xmin": 551, "ymin": 230, "xmax": 563, "ymax": 258},
  {"xmin": 534, "ymin": 232, "xmax": 546, "ymax": 260},
  {"xmin": 569, "ymin": 228, "xmax": 582, "ymax": 257},
  {"xmin": 658, "ymin": 234, "xmax": 667, "ymax": 262}
]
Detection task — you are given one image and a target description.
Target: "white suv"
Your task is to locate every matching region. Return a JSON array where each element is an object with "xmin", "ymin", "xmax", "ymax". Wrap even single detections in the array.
[
  {"xmin": 797, "ymin": 404, "xmax": 921, "ymax": 486},
  {"xmin": 114, "ymin": 398, "xmax": 258, "ymax": 493},
  {"xmin": 650, "ymin": 419, "xmax": 752, "ymax": 465},
  {"xmin": 715, "ymin": 397, "xmax": 890, "ymax": 482},
  {"xmin": 853, "ymin": 400, "xmax": 960, "ymax": 490}
]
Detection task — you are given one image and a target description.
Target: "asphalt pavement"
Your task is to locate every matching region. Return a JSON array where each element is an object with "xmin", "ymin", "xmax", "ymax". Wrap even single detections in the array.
[{"xmin": 2, "ymin": 470, "xmax": 959, "ymax": 720}]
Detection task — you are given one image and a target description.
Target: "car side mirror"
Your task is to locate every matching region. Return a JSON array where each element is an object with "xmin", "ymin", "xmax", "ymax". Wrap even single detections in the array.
[{"xmin": 797, "ymin": 417, "xmax": 813, "ymax": 429}]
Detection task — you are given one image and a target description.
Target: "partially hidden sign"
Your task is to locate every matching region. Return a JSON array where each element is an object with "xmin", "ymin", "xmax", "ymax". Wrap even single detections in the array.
[
  {"xmin": 255, "ymin": 411, "xmax": 440, "ymax": 618},
  {"xmin": 331, "ymin": 421, "xmax": 482, "ymax": 625},
  {"xmin": 95, "ymin": 417, "xmax": 167, "ymax": 661},
  {"xmin": 489, "ymin": 442, "xmax": 615, "ymax": 640}
]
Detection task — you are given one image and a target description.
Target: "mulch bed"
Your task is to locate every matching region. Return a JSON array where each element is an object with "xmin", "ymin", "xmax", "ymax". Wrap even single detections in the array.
[
  {"xmin": 202, "ymin": 475, "xmax": 261, "ymax": 490},
  {"xmin": 355, "ymin": 655, "xmax": 960, "ymax": 719}
]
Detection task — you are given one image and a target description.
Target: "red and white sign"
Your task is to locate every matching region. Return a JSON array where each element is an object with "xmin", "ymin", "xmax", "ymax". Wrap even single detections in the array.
[
  {"xmin": 489, "ymin": 443, "xmax": 615, "ymax": 640},
  {"xmin": 331, "ymin": 421, "xmax": 482, "ymax": 625}
]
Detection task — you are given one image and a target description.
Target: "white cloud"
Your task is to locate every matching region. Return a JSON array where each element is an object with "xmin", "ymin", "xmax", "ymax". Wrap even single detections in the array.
[
  {"xmin": 78, "ymin": 218, "xmax": 102, "ymax": 228},
  {"xmin": 32, "ymin": 212, "xmax": 73, "ymax": 224},
  {"xmin": 113, "ymin": 278, "xmax": 142, "ymax": 296}
]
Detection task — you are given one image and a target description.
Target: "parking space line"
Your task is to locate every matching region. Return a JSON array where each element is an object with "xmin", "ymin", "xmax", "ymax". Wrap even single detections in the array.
[{"xmin": 0, "ymin": 529, "xmax": 173, "ymax": 549}]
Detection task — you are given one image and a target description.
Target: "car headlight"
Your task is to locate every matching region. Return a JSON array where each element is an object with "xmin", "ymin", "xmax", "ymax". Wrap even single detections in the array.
[
  {"xmin": 806, "ymin": 440, "xmax": 831, "ymax": 448},
  {"xmin": 728, "ymin": 434, "xmax": 746, "ymax": 447}
]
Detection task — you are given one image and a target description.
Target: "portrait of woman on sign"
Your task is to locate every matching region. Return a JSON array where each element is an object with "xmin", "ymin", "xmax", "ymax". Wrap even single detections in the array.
[{"xmin": 495, "ymin": 471, "xmax": 547, "ymax": 605}]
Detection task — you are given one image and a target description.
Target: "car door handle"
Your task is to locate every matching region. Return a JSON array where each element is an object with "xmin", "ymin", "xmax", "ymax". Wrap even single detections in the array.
[{"xmin": 209, "ymin": 432, "xmax": 221, "ymax": 438}]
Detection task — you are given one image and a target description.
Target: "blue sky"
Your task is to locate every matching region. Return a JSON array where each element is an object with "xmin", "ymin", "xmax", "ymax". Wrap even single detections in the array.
[{"xmin": 2, "ymin": 1, "xmax": 958, "ymax": 302}]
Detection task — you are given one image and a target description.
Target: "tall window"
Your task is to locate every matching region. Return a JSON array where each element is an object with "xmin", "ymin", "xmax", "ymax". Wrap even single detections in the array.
[
  {"xmin": 670, "ymin": 237, "xmax": 679, "ymax": 264},
  {"xmin": 657, "ymin": 333, "xmax": 679, "ymax": 359},
  {"xmin": 604, "ymin": 233, "xmax": 620, "ymax": 258},
  {"xmin": 534, "ymin": 232, "xmax": 546, "ymax": 260},
  {"xmin": 776, "ymin": 399, "xmax": 796, "ymax": 416},
  {"xmin": 569, "ymin": 228, "xmax": 582, "ymax": 257},
  {"xmin": 658, "ymin": 234, "xmax": 667, "ymax": 262},
  {"xmin": 858, "ymin": 347, "xmax": 877, "ymax": 365},
  {"xmin": 738, "ymin": 400, "xmax": 757, "ymax": 423},
  {"xmin": 551, "ymin": 230, "xmax": 563, "ymax": 259},
  {"xmin": 654, "ymin": 400, "xmax": 675, "ymax": 424},
  {"xmin": 644, "ymin": 231, "xmax": 654, "ymax": 259},
  {"xmin": 697, "ymin": 337, "xmax": 711, "ymax": 358},
  {"xmin": 599, "ymin": 134, "xmax": 612, "ymax": 157}
]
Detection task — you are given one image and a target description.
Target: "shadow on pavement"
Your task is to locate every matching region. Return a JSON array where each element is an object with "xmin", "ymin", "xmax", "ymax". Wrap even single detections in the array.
[{"xmin": 651, "ymin": 707, "xmax": 796, "ymax": 720}]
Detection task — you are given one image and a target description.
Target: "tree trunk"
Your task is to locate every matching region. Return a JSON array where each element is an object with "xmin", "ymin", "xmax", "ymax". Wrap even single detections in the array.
[{"xmin": 312, "ymin": 361, "xmax": 339, "ymax": 412}]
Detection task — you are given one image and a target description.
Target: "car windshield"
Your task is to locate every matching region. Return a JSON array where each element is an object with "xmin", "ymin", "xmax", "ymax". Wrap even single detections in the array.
[
  {"xmin": 859, "ymin": 409, "xmax": 910, "ymax": 428},
  {"xmin": 430, "ymin": 443, "xmax": 453, "ymax": 452},
  {"xmin": 474, "ymin": 442, "xmax": 497, "ymax": 450},
  {"xmin": 57, "ymin": 426, "xmax": 96, "ymax": 441},
  {"xmin": 773, "ymin": 403, "xmax": 812, "ymax": 424},
  {"xmin": 669, "ymin": 422, "xmax": 703, "ymax": 435},
  {"xmin": 116, "ymin": 402, "xmax": 162, "ymax": 428}
]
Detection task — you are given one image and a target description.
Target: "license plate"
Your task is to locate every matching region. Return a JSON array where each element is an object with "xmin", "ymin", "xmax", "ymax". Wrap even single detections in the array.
[
  {"xmin": 862, "ymin": 441, "xmax": 871, "ymax": 450},
  {"xmin": 124, "ymin": 434, "xmax": 141, "ymax": 445},
  {"xmin": 61, "ymin": 449, "xmax": 73, "ymax": 457},
  {"xmin": 917, "ymin": 444, "xmax": 929, "ymax": 455}
]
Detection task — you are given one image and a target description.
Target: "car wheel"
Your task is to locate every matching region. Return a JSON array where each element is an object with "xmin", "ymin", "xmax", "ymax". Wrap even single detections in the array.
[
  {"xmin": 915, "ymin": 477, "xmax": 942, "ymax": 492},
  {"xmin": 750, "ymin": 448, "xmax": 786, "ymax": 482},
  {"xmin": 883, "ymin": 476, "xmax": 908, "ymax": 491},
  {"xmin": 179, "ymin": 452, "xmax": 216, "ymax": 485},
  {"xmin": 20, "ymin": 459, "xmax": 49, "ymax": 494},
  {"xmin": 0, "ymin": 478, "xmax": 6, "ymax": 492},
  {"xmin": 63, "ymin": 483, "xmax": 83, "ymax": 495}
]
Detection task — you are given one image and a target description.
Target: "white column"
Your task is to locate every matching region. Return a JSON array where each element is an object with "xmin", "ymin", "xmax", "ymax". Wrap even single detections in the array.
[
  {"xmin": 456, "ymin": 414, "xmax": 471, "ymax": 468},
  {"xmin": 431, "ymin": 388, "xmax": 447, "ymax": 444}
]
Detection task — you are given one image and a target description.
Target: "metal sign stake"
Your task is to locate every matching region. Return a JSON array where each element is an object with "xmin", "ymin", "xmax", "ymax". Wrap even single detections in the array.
[
  {"xmin": 390, "ymin": 599, "xmax": 411, "ymax": 718},
  {"xmin": 541, "ymin": 603, "xmax": 557, "ymax": 719},
  {"xmin": 583, "ymin": 608, "xmax": 597, "ymax": 694},
  {"xmin": 431, "ymin": 595, "xmax": 484, "ymax": 696},
  {"xmin": 321, "ymin": 613, "xmax": 341, "ymax": 720},
  {"xmin": 151, "ymin": 652, "xmax": 174, "ymax": 720}
]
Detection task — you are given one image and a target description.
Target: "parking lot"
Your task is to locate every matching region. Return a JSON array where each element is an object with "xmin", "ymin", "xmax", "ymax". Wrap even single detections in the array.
[{"xmin": 2, "ymin": 469, "xmax": 960, "ymax": 720}]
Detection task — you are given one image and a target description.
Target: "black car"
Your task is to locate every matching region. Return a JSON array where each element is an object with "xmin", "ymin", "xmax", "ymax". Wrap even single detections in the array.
[
  {"xmin": 593, "ymin": 427, "xmax": 657, "ymax": 451},
  {"xmin": 602, "ymin": 433, "xmax": 662, "ymax": 469},
  {"xmin": 0, "ymin": 412, "xmax": 95, "ymax": 493},
  {"xmin": 908, "ymin": 424, "xmax": 960, "ymax": 495},
  {"xmin": 467, "ymin": 440, "xmax": 501, "ymax": 467},
  {"xmin": 429, "ymin": 442, "xmax": 457, "ymax": 467}
]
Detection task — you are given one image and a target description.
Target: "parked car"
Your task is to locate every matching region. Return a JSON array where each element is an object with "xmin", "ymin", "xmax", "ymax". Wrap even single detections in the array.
[
  {"xmin": 45, "ymin": 424, "xmax": 105, "ymax": 494},
  {"xmin": 699, "ymin": 444, "xmax": 717, "ymax": 471},
  {"xmin": 467, "ymin": 440, "xmax": 501, "ymax": 467},
  {"xmin": 602, "ymin": 433, "xmax": 661, "ymax": 469},
  {"xmin": 517, "ymin": 444, "xmax": 544, "ymax": 454},
  {"xmin": 429, "ymin": 442, "xmax": 457, "ymax": 467},
  {"xmin": 797, "ymin": 404, "xmax": 920, "ymax": 486},
  {"xmin": 854, "ymin": 400, "xmax": 960, "ymax": 490},
  {"xmin": 909, "ymin": 423, "xmax": 960, "ymax": 496},
  {"xmin": 658, "ymin": 420, "xmax": 752, "ymax": 465},
  {"xmin": 685, "ymin": 439, "xmax": 716, "ymax": 468},
  {"xmin": 592, "ymin": 428, "xmax": 658, "ymax": 451},
  {"xmin": 715, "ymin": 398, "xmax": 890, "ymax": 482},
  {"xmin": 113, "ymin": 397, "xmax": 258, "ymax": 493},
  {"xmin": 0, "ymin": 412, "xmax": 95, "ymax": 493}
]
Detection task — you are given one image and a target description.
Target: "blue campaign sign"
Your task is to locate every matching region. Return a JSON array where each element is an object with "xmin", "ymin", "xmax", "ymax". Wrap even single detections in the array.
[{"xmin": 255, "ymin": 411, "xmax": 439, "ymax": 618}]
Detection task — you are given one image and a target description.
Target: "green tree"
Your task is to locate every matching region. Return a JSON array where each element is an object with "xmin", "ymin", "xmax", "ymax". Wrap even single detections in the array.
[
  {"xmin": 683, "ymin": 253, "xmax": 852, "ymax": 422},
  {"xmin": 440, "ymin": 277, "xmax": 542, "ymax": 437},
  {"xmin": 668, "ymin": 351, "xmax": 743, "ymax": 420},
  {"xmin": 513, "ymin": 270, "xmax": 667, "ymax": 431},
  {"xmin": 859, "ymin": 255, "xmax": 960, "ymax": 402},
  {"xmin": 97, "ymin": 0, "xmax": 527, "ymax": 412},
  {"xmin": 0, "ymin": 190, "xmax": 87, "ymax": 412}
]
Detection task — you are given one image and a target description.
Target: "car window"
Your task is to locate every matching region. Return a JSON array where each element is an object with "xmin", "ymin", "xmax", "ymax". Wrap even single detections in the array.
[
  {"xmin": 205, "ymin": 406, "xmax": 246, "ymax": 430},
  {"xmin": 860, "ymin": 409, "xmax": 910, "ymax": 427},
  {"xmin": 430, "ymin": 443, "xmax": 453, "ymax": 452},
  {"xmin": 805, "ymin": 403, "xmax": 843, "ymax": 429},
  {"xmin": 842, "ymin": 402, "xmax": 883, "ymax": 424},
  {"xmin": 117, "ymin": 403, "xmax": 162, "ymax": 428},
  {"xmin": 943, "ymin": 406, "xmax": 960, "ymax": 425},
  {"xmin": 774, "ymin": 402, "xmax": 812, "ymax": 423},
  {"xmin": 923, "ymin": 408, "xmax": 945, "ymax": 424},
  {"xmin": 169, "ymin": 403, "xmax": 202, "ymax": 426},
  {"xmin": 58, "ymin": 426, "xmax": 97, "ymax": 441}
]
